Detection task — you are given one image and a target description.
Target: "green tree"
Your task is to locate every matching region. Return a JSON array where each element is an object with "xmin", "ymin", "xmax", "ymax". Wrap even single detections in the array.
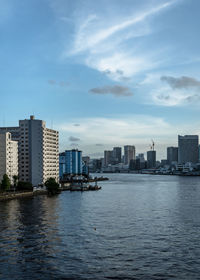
[
  {"xmin": 13, "ymin": 175, "xmax": 18, "ymax": 188},
  {"xmin": 17, "ymin": 181, "xmax": 33, "ymax": 191},
  {"xmin": 45, "ymin": 177, "xmax": 60, "ymax": 195},
  {"xmin": 1, "ymin": 174, "xmax": 11, "ymax": 191}
]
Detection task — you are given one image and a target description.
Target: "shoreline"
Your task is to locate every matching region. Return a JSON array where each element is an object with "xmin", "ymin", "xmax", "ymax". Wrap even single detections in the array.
[{"xmin": 0, "ymin": 190, "xmax": 47, "ymax": 202}]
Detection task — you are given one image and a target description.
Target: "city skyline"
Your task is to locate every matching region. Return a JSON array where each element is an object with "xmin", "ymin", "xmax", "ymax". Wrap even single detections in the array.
[{"xmin": 1, "ymin": 0, "xmax": 200, "ymax": 159}]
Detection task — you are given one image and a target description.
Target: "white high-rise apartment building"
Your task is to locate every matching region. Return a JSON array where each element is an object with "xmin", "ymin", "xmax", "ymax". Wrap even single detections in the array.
[
  {"xmin": 0, "ymin": 132, "xmax": 18, "ymax": 184},
  {"xmin": 0, "ymin": 116, "xmax": 59, "ymax": 186},
  {"xmin": 19, "ymin": 116, "xmax": 59, "ymax": 186}
]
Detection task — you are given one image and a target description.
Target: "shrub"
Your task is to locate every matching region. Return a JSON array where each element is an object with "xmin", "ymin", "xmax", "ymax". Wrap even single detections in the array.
[{"xmin": 45, "ymin": 177, "xmax": 60, "ymax": 195}]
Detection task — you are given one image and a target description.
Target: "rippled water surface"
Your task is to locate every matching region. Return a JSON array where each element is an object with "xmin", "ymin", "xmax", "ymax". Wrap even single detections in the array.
[{"xmin": 1, "ymin": 174, "xmax": 200, "ymax": 279}]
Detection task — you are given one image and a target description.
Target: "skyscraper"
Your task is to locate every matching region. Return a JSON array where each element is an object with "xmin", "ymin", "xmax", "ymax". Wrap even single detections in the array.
[
  {"xmin": 178, "ymin": 135, "xmax": 199, "ymax": 164},
  {"xmin": 124, "ymin": 145, "xmax": 135, "ymax": 165},
  {"xmin": 167, "ymin": 147, "xmax": 178, "ymax": 165},
  {"xmin": 136, "ymin": 153, "xmax": 145, "ymax": 169},
  {"xmin": 112, "ymin": 147, "xmax": 122, "ymax": 163},
  {"xmin": 0, "ymin": 116, "xmax": 59, "ymax": 186},
  {"xmin": 104, "ymin": 150, "xmax": 113, "ymax": 166},
  {"xmin": 147, "ymin": 150, "xmax": 156, "ymax": 168}
]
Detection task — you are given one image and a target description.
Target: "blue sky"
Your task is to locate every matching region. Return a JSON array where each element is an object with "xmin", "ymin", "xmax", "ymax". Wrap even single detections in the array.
[{"xmin": 1, "ymin": 0, "xmax": 200, "ymax": 159}]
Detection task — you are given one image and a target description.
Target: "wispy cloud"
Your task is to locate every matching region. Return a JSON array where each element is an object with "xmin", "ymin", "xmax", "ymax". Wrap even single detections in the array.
[
  {"xmin": 86, "ymin": 52, "xmax": 159, "ymax": 81},
  {"xmin": 89, "ymin": 85, "xmax": 133, "ymax": 97},
  {"xmin": 60, "ymin": 1, "xmax": 175, "ymax": 81},
  {"xmin": 69, "ymin": 136, "xmax": 80, "ymax": 142},
  {"xmin": 161, "ymin": 76, "xmax": 200, "ymax": 89},
  {"xmin": 151, "ymin": 75, "xmax": 200, "ymax": 106},
  {"xmin": 72, "ymin": 2, "xmax": 172, "ymax": 54},
  {"xmin": 58, "ymin": 115, "xmax": 177, "ymax": 145}
]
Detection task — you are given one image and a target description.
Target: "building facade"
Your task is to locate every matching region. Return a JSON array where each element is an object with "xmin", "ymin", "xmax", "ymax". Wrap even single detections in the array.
[
  {"xmin": 112, "ymin": 147, "xmax": 122, "ymax": 164},
  {"xmin": 0, "ymin": 116, "xmax": 59, "ymax": 186},
  {"xmin": 104, "ymin": 150, "xmax": 113, "ymax": 167},
  {"xmin": 124, "ymin": 145, "xmax": 135, "ymax": 165},
  {"xmin": 147, "ymin": 150, "xmax": 156, "ymax": 168},
  {"xmin": 59, "ymin": 149, "xmax": 83, "ymax": 177},
  {"xmin": 136, "ymin": 153, "xmax": 146, "ymax": 169},
  {"xmin": 0, "ymin": 127, "xmax": 20, "ymax": 141},
  {"xmin": 178, "ymin": 135, "xmax": 199, "ymax": 164},
  {"xmin": 167, "ymin": 147, "xmax": 178, "ymax": 165},
  {"xmin": 0, "ymin": 132, "xmax": 18, "ymax": 184}
]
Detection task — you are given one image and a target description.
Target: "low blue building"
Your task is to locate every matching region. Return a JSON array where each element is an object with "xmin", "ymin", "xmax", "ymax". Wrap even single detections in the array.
[{"xmin": 59, "ymin": 149, "xmax": 83, "ymax": 178}]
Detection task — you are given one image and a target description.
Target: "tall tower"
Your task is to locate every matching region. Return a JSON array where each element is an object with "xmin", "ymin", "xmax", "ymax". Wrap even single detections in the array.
[
  {"xmin": 112, "ymin": 147, "xmax": 122, "ymax": 163},
  {"xmin": 104, "ymin": 150, "xmax": 113, "ymax": 167},
  {"xmin": 167, "ymin": 147, "xmax": 178, "ymax": 165},
  {"xmin": 178, "ymin": 135, "xmax": 198, "ymax": 164},
  {"xmin": 124, "ymin": 145, "xmax": 135, "ymax": 165},
  {"xmin": 147, "ymin": 150, "xmax": 156, "ymax": 168}
]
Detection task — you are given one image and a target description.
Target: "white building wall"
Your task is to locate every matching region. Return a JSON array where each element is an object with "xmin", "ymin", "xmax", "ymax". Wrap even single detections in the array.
[
  {"xmin": 43, "ymin": 128, "xmax": 59, "ymax": 183},
  {"xmin": 0, "ymin": 116, "xmax": 59, "ymax": 186},
  {"xmin": 0, "ymin": 132, "xmax": 18, "ymax": 184}
]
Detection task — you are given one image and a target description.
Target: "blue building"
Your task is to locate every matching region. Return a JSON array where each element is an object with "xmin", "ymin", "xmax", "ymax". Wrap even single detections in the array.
[{"xmin": 59, "ymin": 149, "xmax": 83, "ymax": 177}]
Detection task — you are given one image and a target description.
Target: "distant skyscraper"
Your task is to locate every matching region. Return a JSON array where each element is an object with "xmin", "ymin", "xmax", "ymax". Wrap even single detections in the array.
[
  {"xmin": 137, "ymin": 153, "xmax": 145, "ymax": 162},
  {"xmin": 90, "ymin": 159, "xmax": 102, "ymax": 172},
  {"xmin": 136, "ymin": 153, "xmax": 145, "ymax": 169},
  {"xmin": 0, "ymin": 132, "xmax": 18, "ymax": 184},
  {"xmin": 104, "ymin": 150, "xmax": 113, "ymax": 166},
  {"xmin": 147, "ymin": 150, "xmax": 156, "ymax": 168},
  {"xmin": 112, "ymin": 147, "xmax": 122, "ymax": 163},
  {"xmin": 167, "ymin": 147, "xmax": 178, "ymax": 165},
  {"xmin": 124, "ymin": 145, "xmax": 135, "ymax": 165},
  {"xmin": 82, "ymin": 156, "xmax": 90, "ymax": 165},
  {"xmin": 178, "ymin": 135, "xmax": 199, "ymax": 164},
  {"xmin": 199, "ymin": 145, "xmax": 200, "ymax": 162}
]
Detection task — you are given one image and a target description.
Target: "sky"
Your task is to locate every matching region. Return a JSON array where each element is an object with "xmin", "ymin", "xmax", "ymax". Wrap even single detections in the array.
[{"xmin": 1, "ymin": 0, "xmax": 200, "ymax": 160}]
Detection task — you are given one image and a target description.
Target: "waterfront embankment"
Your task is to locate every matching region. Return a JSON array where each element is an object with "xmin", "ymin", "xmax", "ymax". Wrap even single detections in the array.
[{"xmin": 0, "ymin": 190, "xmax": 47, "ymax": 202}]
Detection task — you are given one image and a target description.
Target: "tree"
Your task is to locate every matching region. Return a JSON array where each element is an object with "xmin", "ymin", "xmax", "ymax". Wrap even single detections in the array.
[
  {"xmin": 13, "ymin": 175, "xmax": 18, "ymax": 189},
  {"xmin": 1, "ymin": 174, "xmax": 11, "ymax": 191},
  {"xmin": 17, "ymin": 181, "xmax": 33, "ymax": 191},
  {"xmin": 45, "ymin": 177, "xmax": 60, "ymax": 195}
]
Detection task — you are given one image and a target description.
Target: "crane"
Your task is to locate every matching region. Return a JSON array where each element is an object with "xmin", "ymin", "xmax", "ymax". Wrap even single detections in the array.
[{"xmin": 151, "ymin": 139, "xmax": 155, "ymax": 151}]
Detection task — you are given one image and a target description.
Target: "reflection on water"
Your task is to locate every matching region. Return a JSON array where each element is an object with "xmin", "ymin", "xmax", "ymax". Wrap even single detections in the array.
[{"xmin": 1, "ymin": 174, "xmax": 200, "ymax": 279}]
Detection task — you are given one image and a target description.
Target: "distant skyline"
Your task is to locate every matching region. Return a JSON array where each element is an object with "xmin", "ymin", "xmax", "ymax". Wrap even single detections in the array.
[{"xmin": 1, "ymin": 0, "xmax": 200, "ymax": 159}]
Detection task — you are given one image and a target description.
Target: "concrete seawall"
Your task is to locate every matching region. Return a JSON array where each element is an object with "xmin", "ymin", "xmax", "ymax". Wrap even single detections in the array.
[{"xmin": 0, "ymin": 190, "xmax": 47, "ymax": 202}]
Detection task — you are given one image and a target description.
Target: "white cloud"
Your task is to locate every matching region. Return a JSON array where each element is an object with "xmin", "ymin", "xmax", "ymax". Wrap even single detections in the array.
[
  {"xmin": 86, "ymin": 51, "xmax": 159, "ymax": 80},
  {"xmin": 61, "ymin": 1, "xmax": 175, "ymax": 81},
  {"xmin": 142, "ymin": 74, "xmax": 200, "ymax": 107},
  {"xmin": 57, "ymin": 114, "xmax": 180, "ymax": 145},
  {"xmin": 71, "ymin": 2, "xmax": 172, "ymax": 54}
]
